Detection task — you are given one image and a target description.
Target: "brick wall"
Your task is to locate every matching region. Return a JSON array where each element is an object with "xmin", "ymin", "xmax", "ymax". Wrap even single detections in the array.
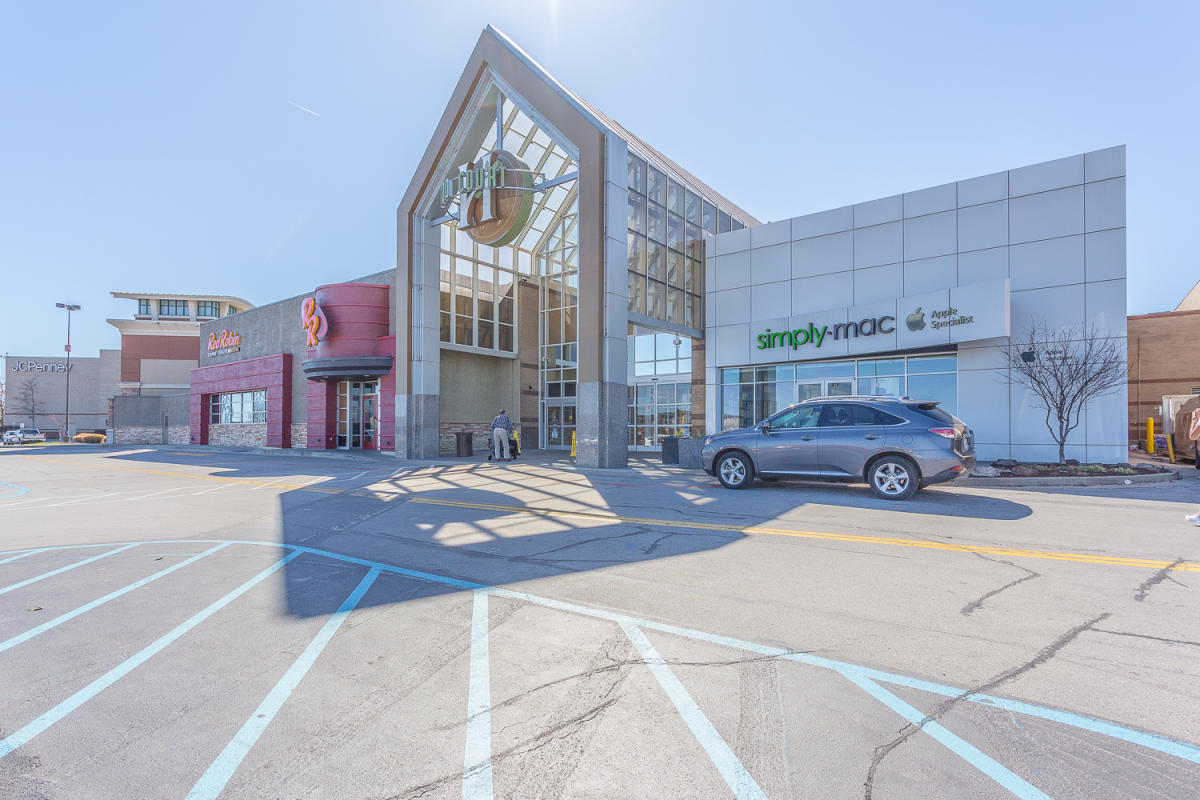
[
  {"xmin": 440, "ymin": 422, "xmax": 492, "ymax": 456},
  {"xmin": 1128, "ymin": 310, "xmax": 1200, "ymax": 440},
  {"xmin": 290, "ymin": 423, "xmax": 308, "ymax": 449},
  {"xmin": 113, "ymin": 426, "xmax": 162, "ymax": 445},
  {"xmin": 112, "ymin": 425, "xmax": 190, "ymax": 445},
  {"xmin": 210, "ymin": 423, "xmax": 268, "ymax": 447}
]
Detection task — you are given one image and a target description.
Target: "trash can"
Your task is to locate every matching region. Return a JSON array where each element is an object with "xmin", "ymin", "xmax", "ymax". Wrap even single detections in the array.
[
  {"xmin": 455, "ymin": 431, "xmax": 473, "ymax": 457},
  {"xmin": 661, "ymin": 435, "xmax": 680, "ymax": 465}
]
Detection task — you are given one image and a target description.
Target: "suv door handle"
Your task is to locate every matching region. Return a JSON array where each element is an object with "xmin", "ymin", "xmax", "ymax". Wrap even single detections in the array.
[
  {"xmin": 864, "ymin": 434, "xmax": 882, "ymax": 440},
  {"xmin": 801, "ymin": 434, "xmax": 816, "ymax": 441}
]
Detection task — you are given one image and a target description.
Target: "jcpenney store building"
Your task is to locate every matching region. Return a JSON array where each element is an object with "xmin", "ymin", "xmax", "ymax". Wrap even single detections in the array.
[{"xmin": 183, "ymin": 27, "xmax": 1127, "ymax": 466}]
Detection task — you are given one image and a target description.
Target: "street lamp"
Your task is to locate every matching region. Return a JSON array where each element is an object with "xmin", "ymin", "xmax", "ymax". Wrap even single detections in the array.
[{"xmin": 56, "ymin": 303, "xmax": 80, "ymax": 441}]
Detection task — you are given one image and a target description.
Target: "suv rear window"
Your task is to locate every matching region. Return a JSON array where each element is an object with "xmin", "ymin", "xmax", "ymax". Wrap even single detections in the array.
[{"xmin": 906, "ymin": 403, "xmax": 961, "ymax": 426}]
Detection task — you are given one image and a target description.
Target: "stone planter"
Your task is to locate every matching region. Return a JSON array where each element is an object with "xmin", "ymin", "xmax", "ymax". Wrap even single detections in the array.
[{"xmin": 678, "ymin": 438, "xmax": 704, "ymax": 469}]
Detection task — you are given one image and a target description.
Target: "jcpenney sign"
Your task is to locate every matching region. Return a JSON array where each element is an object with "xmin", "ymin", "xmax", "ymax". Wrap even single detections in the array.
[
  {"xmin": 10, "ymin": 360, "xmax": 72, "ymax": 373},
  {"xmin": 745, "ymin": 278, "xmax": 1010, "ymax": 362}
]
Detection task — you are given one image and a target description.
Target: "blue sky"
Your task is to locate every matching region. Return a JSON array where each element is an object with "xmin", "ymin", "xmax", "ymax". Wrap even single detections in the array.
[{"xmin": 2, "ymin": 0, "xmax": 1196, "ymax": 359}]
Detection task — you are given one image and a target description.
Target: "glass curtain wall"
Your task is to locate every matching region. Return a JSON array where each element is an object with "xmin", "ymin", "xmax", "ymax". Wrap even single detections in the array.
[
  {"xmin": 538, "ymin": 205, "xmax": 580, "ymax": 448},
  {"xmin": 720, "ymin": 354, "xmax": 958, "ymax": 430},
  {"xmin": 626, "ymin": 154, "xmax": 745, "ymax": 330}
]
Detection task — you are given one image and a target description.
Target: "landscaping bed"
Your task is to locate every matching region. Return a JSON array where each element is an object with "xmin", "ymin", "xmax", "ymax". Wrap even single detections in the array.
[{"xmin": 971, "ymin": 459, "xmax": 1170, "ymax": 478}]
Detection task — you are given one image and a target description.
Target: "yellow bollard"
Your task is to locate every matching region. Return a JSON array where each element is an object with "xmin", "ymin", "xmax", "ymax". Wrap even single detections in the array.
[
  {"xmin": 570, "ymin": 430, "xmax": 576, "ymax": 458},
  {"xmin": 1146, "ymin": 417, "xmax": 1154, "ymax": 453},
  {"xmin": 1167, "ymin": 432, "xmax": 1176, "ymax": 463}
]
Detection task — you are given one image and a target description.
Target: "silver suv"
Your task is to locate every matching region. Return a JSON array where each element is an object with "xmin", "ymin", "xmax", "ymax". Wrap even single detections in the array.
[{"xmin": 700, "ymin": 397, "xmax": 975, "ymax": 500}]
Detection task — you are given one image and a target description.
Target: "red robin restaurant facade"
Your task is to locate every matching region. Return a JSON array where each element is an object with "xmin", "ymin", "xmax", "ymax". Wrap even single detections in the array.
[{"xmin": 190, "ymin": 273, "xmax": 398, "ymax": 451}]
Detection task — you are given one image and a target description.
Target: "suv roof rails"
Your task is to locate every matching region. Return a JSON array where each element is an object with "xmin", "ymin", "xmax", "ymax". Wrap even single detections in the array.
[{"xmin": 799, "ymin": 395, "xmax": 908, "ymax": 403}]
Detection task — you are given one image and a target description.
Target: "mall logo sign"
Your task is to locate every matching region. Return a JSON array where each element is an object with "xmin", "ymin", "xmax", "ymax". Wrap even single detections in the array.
[
  {"xmin": 439, "ymin": 150, "xmax": 534, "ymax": 247},
  {"xmin": 757, "ymin": 315, "xmax": 897, "ymax": 351}
]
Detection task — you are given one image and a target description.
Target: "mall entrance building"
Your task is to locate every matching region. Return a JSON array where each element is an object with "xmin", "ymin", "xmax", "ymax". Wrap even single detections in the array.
[
  {"xmin": 394, "ymin": 26, "xmax": 754, "ymax": 466},
  {"xmin": 187, "ymin": 26, "xmax": 1128, "ymax": 465}
]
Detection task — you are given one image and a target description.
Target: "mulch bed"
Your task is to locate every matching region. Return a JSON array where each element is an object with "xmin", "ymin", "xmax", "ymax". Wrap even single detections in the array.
[{"xmin": 974, "ymin": 460, "xmax": 1171, "ymax": 478}]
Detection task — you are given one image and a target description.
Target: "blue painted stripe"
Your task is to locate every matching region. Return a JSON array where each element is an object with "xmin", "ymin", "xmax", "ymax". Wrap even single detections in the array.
[
  {"xmin": 838, "ymin": 669, "xmax": 1052, "ymax": 800},
  {"xmin": 0, "ymin": 543, "xmax": 139, "ymax": 596},
  {"xmin": 11, "ymin": 537, "xmax": 1199, "ymax": 768},
  {"xmin": 184, "ymin": 565, "xmax": 380, "ymax": 800},
  {"xmin": 621, "ymin": 621, "xmax": 768, "ymax": 800},
  {"xmin": 0, "ymin": 543, "xmax": 231, "ymax": 654},
  {"xmin": 491, "ymin": 589, "xmax": 1200, "ymax": 768},
  {"xmin": 0, "ymin": 480, "xmax": 29, "ymax": 499},
  {"xmin": 463, "ymin": 588, "xmax": 494, "ymax": 800},
  {"xmin": 0, "ymin": 548, "xmax": 49, "ymax": 565},
  {"xmin": 0, "ymin": 551, "xmax": 302, "ymax": 760}
]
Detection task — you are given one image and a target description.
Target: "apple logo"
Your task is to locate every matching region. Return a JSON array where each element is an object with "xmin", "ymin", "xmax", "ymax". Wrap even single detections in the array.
[{"xmin": 906, "ymin": 307, "xmax": 926, "ymax": 331}]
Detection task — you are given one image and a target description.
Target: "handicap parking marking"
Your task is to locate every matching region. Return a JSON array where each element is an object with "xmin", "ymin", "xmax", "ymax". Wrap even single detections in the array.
[
  {"xmin": 0, "ymin": 480, "xmax": 30, "ymax": 500},
  {"xmin": 3, "ymin": 536, "xmax": 1198, "ymax": 799}
]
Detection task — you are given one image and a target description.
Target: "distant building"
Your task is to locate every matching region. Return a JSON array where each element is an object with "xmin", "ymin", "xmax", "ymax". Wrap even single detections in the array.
[
  {"xmin": 107, "ymin": 292, "xmax": 253, "ymax": 396},
  {"xmin": 1175, "ymin": 279, "xmax": 1200, "ymax": 312},
  {"xmin": 1128, "ymin": 302, "xmax": 1200, "ymax": 445},
  {"xmin": 3, "ymin": 352, "xmax": 120, "ymax": 436}
]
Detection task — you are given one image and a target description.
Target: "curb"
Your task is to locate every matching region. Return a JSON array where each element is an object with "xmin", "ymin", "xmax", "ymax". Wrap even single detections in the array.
[{"xmin": 967, "ymin": 471, "xmax": 1179, "ymax": 487}]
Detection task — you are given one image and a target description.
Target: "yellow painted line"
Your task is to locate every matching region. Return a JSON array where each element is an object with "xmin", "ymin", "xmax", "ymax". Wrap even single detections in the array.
[
  {"xmin": 21, "ymin": 453, "xmax": 1199, "ymax": 573},
  {"xmin": 21, "ymin": 455, "xmax": 343, "ymax": 494},
  {"xmin": 410, "ymin": 497, "xmax": 1200, "ymax": 573}
]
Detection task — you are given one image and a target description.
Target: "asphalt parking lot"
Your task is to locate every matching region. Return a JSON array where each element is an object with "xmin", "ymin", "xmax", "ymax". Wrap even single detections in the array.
[{"xmin": 1, "ymin": 445, "xmax": 1198, "ymax": 799}]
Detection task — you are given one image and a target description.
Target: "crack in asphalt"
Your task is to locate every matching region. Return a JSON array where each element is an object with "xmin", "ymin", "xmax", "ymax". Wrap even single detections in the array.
[
  {"xmin": 409, "ymin": 647, "xmax": 809, "ymax": 799},
  {"xmin": 1134, "ymin": 558, "xmax": 1186, "ymax": 601},
  {"xmin": 960, "ymin": 551, "xmax": 1042, "ymax": 616},
  {"xmin": 1092, "ymin": 627, "xmax": 1200, "ymax": 649},
  {"xmin": 861, "ymin": 612, "xmax": 1110, "ymax": 800}
]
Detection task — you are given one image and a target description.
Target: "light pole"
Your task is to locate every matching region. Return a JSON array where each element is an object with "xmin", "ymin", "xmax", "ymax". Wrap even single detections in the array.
[{"xmin": 56, "ymin": 303, "xmax": 80, "ymax": 441}]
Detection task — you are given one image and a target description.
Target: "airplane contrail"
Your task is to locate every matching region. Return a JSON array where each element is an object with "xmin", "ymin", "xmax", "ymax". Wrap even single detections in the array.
[{"xmin": 284, "ymin": 99, "xmax": 321, "ymax": 117}]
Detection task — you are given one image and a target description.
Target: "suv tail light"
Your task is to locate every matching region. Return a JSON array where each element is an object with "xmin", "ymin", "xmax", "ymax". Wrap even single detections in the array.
[{"xmin": 928, "ymin": 427, "xmax": 957, "ymax": 439}]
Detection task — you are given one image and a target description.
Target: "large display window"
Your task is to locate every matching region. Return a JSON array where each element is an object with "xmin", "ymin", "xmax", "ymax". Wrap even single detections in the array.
[{"xmin": 721, "ymin": 354, "xmax": 958, "ymax": 430}]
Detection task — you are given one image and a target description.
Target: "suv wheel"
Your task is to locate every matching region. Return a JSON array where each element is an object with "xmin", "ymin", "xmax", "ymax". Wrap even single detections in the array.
[
  {"xmin": 716, "ymin": 451, "xmax": 754, "ymax": 490},
  {"xmin": 868, "ymin": 456, "xmax": 918, "ymax": 500}
]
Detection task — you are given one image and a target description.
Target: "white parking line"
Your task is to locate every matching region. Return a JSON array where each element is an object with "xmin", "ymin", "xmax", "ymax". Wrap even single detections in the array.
[
  {"xmin": 463, "ymin": 588, "xmax": 493, "ymax": 800},
  {"xmin": 0, "ymin": 544, "xmax": 139, "ymax": 596},
  {"xmin": 0, "ymin": 543, "xmax": 231, "ymax": 654},
  {"xmin": 185, "ymin": 565, "xmax": 381, "ymax": 800},
  {"xmin": 620, "ymin": 621, "xmax": 768, "ymax": 800},
  {"xmin": 0, "ymin": 550, "xmax": 303, "ymax": 760},
  {"xmin": 0, "ymin": 549, "xmax": 49, "ymax": 565}
]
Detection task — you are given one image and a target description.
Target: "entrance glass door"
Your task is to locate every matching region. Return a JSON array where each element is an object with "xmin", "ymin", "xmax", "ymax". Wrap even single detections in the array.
[
  {"xmin": 797, "ymin": 379, "xmax": 853, "ymax": 402},
  {"xmin": 628, "ymin": 380, "xmax": 693, "ymax": 451},
  {"xmin": 336, "ymin": 381, "xmax": 378, "ymax": 449},
  {"xmin": 543, "ymin": 400, "xmax": 576, "ymax": 449}
]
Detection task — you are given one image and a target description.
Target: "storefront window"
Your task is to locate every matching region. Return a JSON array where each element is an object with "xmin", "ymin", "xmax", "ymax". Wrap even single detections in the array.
[
  {"xmin": 720, "ymin": 354, "xmax": 958, "ymax": 429},
  {"xmin": 209, "ymin": 390, "xmax": 267, "ymax": 424}
]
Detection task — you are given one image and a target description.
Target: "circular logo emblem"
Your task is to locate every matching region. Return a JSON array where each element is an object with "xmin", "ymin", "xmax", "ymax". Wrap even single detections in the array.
[{"xmin": 461, "ymin": 150, "xmax": 534, "ymax": 247}]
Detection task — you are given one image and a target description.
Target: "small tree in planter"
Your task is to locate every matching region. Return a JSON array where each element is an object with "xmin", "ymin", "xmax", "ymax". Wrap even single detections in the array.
[{"xmin": 1002, "ymin": 321, "xmax": 1127, "ymax": 463}]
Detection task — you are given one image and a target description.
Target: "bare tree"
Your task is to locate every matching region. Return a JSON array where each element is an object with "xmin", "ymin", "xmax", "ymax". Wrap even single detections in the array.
[
  {"xmin": 12, "ymin": 376, "xmax": 41, "ymax": 427},
  {"xmin": 1003, "ymin": 321, "xmax": 1127, "ymax": 463}
]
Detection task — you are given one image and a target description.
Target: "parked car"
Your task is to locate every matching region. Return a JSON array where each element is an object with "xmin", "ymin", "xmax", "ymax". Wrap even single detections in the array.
[
  {"xmin": 4, "ymin": 428, "xmax": 46, "ymax": 445},
  {"xmin": 700, "ymin": 397, "xmax": 975, "ymax": 500}
]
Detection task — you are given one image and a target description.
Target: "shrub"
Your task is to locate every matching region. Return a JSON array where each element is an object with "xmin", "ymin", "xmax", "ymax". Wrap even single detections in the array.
[{"xmin": 73, "ymin": 433, "xmax": 106, "ymax": 444}]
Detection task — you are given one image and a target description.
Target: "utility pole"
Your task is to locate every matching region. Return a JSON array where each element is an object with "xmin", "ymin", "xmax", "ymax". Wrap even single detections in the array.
[{"xmin": 56, "ymin": 303, "xmax": 80, "ymax": 441}]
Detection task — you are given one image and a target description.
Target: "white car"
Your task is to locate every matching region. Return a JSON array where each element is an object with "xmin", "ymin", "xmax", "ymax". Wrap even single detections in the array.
[{"xmin": 3, "ymin": 429, "xmax": 45, "ymax": 445}]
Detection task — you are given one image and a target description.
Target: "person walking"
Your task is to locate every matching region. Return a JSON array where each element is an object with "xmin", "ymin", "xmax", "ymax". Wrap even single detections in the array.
[
  {"xmin": 1187, "ymin": 407, "xmax": 1200, "ymax": 526},
  {"xmin": 491, "ymin": 409, "xmax": 513, "ymax": 461}
]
